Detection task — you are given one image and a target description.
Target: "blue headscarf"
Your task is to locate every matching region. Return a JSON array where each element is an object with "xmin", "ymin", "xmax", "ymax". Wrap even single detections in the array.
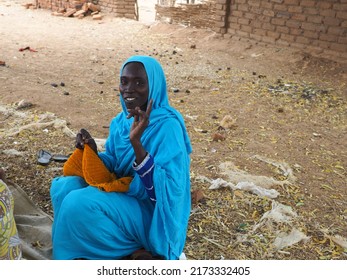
[
  {"xmin": 99, "ymin": 55, "xmax": 192, "ymax": 259},
  {"xmin": 119, "ymin": 56, "xmax": 192, "ymax": 153}
]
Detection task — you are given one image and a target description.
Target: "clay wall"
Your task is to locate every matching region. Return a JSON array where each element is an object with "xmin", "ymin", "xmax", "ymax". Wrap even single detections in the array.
[
  {"xmin": 214, "ymin": 0, "xmax": 347, "ymax": 59},
  {"xmin": 155, "ymin": 1, "xmax": 217, "ymax": 28},
  {"xmin": 36, "ymin": 0, "xmax": 137, "ymax": 19}
]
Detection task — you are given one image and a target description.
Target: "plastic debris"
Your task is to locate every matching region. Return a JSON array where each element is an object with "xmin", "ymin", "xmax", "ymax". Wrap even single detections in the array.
[
  {"xmin": 251, "ymin": 155, "xmax": 296, "ymax": 183},
  {"xmin": 209, "ymin": 178, "xmax": 279, "ymax": 199},
  {"xmin": 329, "ymin": 235, "xmax": 347, "ymax": 250},
  {"xmin": 257, "ymin": 201, "xmax": 297, "ymax": 226},
  {"xmin": 273, "ymin": 228, "xmax": 309, "ymax": 250},
  {"xmin": 219, "ymin": 161, "xmax": 293, "ymax": 189},
  {"xmin": 2, "ymin": 149, "xmax": 24, "ymax": 157}
]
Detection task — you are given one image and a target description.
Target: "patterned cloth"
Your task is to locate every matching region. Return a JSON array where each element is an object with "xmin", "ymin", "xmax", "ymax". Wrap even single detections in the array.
[{"xmin": 0, "ymin": 179, "xmax": 22, "ymax": 260}]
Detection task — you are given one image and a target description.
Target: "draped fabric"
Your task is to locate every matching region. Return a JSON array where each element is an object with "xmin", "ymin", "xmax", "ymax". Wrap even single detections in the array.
[
  {"xmin": 0, "ymin": 179, "xmax": 22, "ymax": 260},
  {"xmin": 50, "ymin": 56, "xmax": 192, "ymax": 260}
]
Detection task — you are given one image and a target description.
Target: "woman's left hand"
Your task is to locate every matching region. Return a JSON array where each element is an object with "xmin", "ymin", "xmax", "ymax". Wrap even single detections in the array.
[{"xmin": 75, "ymin": 128, "xmax": 98, "ymax": 154}]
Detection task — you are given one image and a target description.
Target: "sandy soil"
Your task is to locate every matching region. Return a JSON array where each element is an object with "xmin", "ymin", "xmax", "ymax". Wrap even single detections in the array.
[{"xmin": 1, "ymin": 1, "xmax": 346, "ymax": 259}]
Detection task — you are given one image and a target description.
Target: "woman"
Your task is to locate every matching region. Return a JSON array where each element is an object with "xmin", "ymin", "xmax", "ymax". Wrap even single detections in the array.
[{"xmin": 50, "ymin": 55, "xmax": 192, "ymax": 260}]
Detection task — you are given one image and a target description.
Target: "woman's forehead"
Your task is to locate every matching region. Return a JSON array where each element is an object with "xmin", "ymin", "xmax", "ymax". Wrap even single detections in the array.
[{"xmin": 121, "ymin": 62, "xmax": 146, "ymax": 76}]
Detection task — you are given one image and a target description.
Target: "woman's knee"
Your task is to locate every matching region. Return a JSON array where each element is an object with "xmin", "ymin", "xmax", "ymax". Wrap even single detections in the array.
[{"xmin": 51, "ymin": 176, "xmax": 87, "ymax": 197}]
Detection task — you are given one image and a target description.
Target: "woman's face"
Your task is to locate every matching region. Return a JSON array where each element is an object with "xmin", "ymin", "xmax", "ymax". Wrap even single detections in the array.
[{"xmin": 119, "ymin": 62, "xmax": 149, "ymax": 111}]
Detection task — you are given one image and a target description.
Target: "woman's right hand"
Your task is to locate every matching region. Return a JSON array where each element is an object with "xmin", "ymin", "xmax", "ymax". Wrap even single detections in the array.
[
  {"xmin": 75, "ymin": 128, "xmax": 98, "ymax": 154},
  {"xmin": 126, "ymin": 99, "xmax": 153, "ymax": 164},
  {"xmin": 127, "ymin": 99, "xmax": 153, "ymax": 144}
]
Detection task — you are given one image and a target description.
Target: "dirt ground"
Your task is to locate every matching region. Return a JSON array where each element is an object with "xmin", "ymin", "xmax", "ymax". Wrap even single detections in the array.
[{"xmin": 1, "ymin": 1, "xmax": 346, "ymax": 260}]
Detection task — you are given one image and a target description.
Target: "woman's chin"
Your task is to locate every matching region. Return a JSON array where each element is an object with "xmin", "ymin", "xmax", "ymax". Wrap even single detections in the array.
[{"xmin": 125, "ymin": 102, "xmax": 136, "ymax": 110}]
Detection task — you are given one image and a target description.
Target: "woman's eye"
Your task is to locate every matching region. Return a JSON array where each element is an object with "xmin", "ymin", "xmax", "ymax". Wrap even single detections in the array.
[{"xmin": 136, "ymin": 78, "xmax": 147, "ymax": 86}]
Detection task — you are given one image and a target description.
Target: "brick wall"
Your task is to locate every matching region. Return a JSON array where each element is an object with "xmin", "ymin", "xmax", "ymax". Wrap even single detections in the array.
[
  {"xmin": 99, "ymin": 0, "xmax": 136, "ymax": 19},
  {"xmin": 215, "ymin": 0, "xmax": 347, "ymax": 59},
  {"xmin": 36, "ymin": 0, "xmax": 89, "ymax": 11},
  {"xmin": 155, "ymin": 2, "xmax": 217, "ymax": 29},
  {"xmin": 36, "ymin": 0, "xmax": 137, "ymax": 19}
]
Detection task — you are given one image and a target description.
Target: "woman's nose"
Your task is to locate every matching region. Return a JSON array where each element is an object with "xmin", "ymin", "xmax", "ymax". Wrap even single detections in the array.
[{"xmin": 125, "ymin": 82, "xmax": 135, "ymax": 92}]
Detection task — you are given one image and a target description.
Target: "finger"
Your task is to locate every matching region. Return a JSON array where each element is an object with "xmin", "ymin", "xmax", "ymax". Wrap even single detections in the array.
[
  {"xmin": 133, "ymin": 114, "xmax": 140, "ymax": 123},
  {"xmin": 85, "ymin": 138, "xmax": 98, "ymax": 154},
  {"xmin": 76, "ymin": 133, "xmax": 84, "ymax": 149},
  {"xmin": 126, "ymin": 109, "xmax": 137, "ymax": 117},
  {"xmin": 137, "ymin": 109, "xmax": 148, "ymax": 121},
  {"xmin": 146, "ymin": 99, "xmax": 153, "ymax": 116},
  {"xmin": 127, "ymin": 107, "xmax": 142, "ymax": 119},
  {"xmin": 80, "ymin": 128, "xmax": 92, "ymax": 140}
]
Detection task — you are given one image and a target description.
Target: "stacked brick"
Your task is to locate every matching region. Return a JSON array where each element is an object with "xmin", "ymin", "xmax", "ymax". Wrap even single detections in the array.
[
  {"xmin": 155, "ymin": 2, "xmax": 217, "ymax": 29},
  {"xmin": 97, "ymin": 0, "xmax": 137, "ymax": 20},
  {"xmin": 35, "ymin": 0, "xmax": 89, "ymax": 11},
  {"xmin": 35, "ymin": 0, "xmax": 136, "ymax": 20},
  {"xmin": 215, "ymin": 0, "xmax": 347, "ymax": 59}
]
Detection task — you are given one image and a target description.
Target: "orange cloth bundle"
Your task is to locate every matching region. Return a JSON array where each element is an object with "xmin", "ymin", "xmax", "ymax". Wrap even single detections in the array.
[
  {"xmin": 82, "ymin": 145, "xmax": 132, "ymax": 192},
  {"xmin": 63, "ymin": 148, "xmax": 84, "ymax": 178},
  {"xmin": 63, "ymin": 144, "xmax": 132, "ymax": 192}
]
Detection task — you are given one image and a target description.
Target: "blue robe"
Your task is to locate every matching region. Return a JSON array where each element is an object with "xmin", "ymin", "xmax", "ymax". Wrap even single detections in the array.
[{"xmin": 50, "ymin": 55, "xmax": 192, "ymax": 260}]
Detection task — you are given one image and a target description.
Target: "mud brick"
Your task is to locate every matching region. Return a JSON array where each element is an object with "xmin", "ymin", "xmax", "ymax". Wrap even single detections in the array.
[
  {"xmin": 307, "ymin": 15, "xmax": 323, "ymax": 24},
  {"xmin": 301, "ymin": 0, "xmax": 316, "ymax": 8},
  {"xmin": 23, "ymin": 3, "xmax": 33, "ymax": 9},
  {"xmin": 263, "ymin": 9, "xmax": 275, "ymax": 17},
  {"xmin": 249, "ymin": 33, "xmax": 263, "ymax": 41},
  {"xmin": 64, "ymin": 8, "xmax": 77, "ymax": 17},
  {"xmin": 280, "ymin": 33, "xmax": 295, "ymax": 42},
  {"xmin": 323, "ymin": 17, "xmax": 341, "ymax": 26},
  {"xmin": 301, "ymin": 22, "xmax": 318, "ymax": 31},
  {"xmin": 319, "ymin": 9, "xmax": 336, "ymax": 18},
  {"xmin": 254, "ymin": 28, "xmax": 267, "ymax": 36},
  {"xmin": 51, "ymin": 11, "xmax": 64, "ymax": 17},
  {"xmin": 240, "ymin": 24, "xmax": 252, "ymax": 33},
  {"xmin": 320, "ymin": 33, "xmax": 338, "ymax": 42},
  {"xmin": 303, "ymin": 30, "xmax": 319, "ymax": 39},
  {"xmin": 271, "ymin": 18, "xmax": 286, "ymax": 26},
  {"xmin": 81, "ymin": 3, "xmax": 89, "ymax": 12},
  {"xmin": 276, "ymin": 25, "xmax": 290, "ymax": 34},
  {"xmin": 329, "ymin": 43, "xmax": 347, "ymax": 52},
  {"xmin": 284, "ymin": 0, "xmax": 299, "ymax": 5},
  {"xmin": 274, "ymin": 4, "xmax": 288, "ymax": 11},
  {"xmin": 92, "ymin": 14, "xmax": 103, "ymax": 20},
  {"xmin": 262, "ymin": 35, "xmax": 276, "ymax": 44},
  {"xmin": 286, "ymin": 19, "xmax": 302, "ymax": 28},
  {"xmin": 295, "ymin": 36, "xmax": 310, "ymax": 45},
  {"xmin": 267, "ymin": 30, "xmax": 281, "ymax": 39},
  {"xmin": 288, "ymin": 6, "xmax": 303, "ymax": 13},
  {"xmin": 88, "ymin": 3, "xmax": 101, "ymax": 12},
  {"xmin": 249, "ymin": 0, "xmax": 260, "ymax": 7},
  {"xmin": 337, "ymin": 11, "xmax": 347, "ymax": 20},
  {"xmin": 276, "ymin": 39, "xmax": 290, "ymax": 46},
  {"xmin": 73, "ymin": 10, "xmax": 86, "ymax": 17}
]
